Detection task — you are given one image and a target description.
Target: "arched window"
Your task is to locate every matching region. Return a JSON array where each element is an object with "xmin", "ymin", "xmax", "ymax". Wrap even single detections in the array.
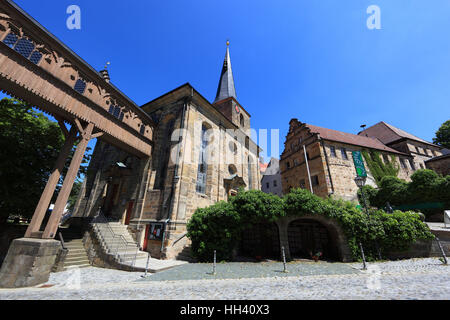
[
  {"xmin": 196, "ymin": 124, "xmax": 209, "ymax": 194},
  {"xmin": 248, "ymin": 156, "xmax": 253, "ymax": 190},
  {"xmin": 240, "ymin": 114, "xmax": 245, "ymax": 127}
]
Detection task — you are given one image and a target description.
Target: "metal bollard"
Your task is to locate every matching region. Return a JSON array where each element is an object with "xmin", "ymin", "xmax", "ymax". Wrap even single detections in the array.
[
  {"xmin": 282, "ymin": 246, "xmax": 288, "ymax": 273},
  {"xmin": 359, "ymin": 242, "xmax": 367, "ymax": 270},
  {"xmin": 213, "ymin": 250, "xmax": 217, "ymax": 275},
  {"xmin": 211, "ymin": 250, "xmax": 217, "ymax": 275},
  {"xmin": 435, "ymin": 237, "xmax": 448, "ymax": 265},
  {"xmin": 375, "ymin": 242, "xmax": 382, "ymax": 261}
]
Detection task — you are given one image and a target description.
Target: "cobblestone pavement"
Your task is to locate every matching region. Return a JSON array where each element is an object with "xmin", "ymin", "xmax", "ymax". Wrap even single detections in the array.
[{"xmin": 0, "ymin": 258, "xmax": 448, "ymax": 300}]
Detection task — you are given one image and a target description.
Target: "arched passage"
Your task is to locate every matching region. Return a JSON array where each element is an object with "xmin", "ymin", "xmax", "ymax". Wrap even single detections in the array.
[
  {"xmin": 282, "ymin": 215, "xmax": 352, "ymax": 262},
  {"xmin": 288, "ymin": 219, "xmax": 338, "ymax": 261}
]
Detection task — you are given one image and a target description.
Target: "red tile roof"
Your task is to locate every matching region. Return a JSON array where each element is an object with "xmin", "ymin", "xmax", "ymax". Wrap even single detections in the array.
[
  {"xmin": 306, "ymin": 124, "xmax": 409, "ymax": 155},
  {"xmin": 359, "ymin": 121, "xmax": 438, "ymax": 147},
  {"xmin": 259, "ymin": 162, "xmax": 269, "ymax": 173}
]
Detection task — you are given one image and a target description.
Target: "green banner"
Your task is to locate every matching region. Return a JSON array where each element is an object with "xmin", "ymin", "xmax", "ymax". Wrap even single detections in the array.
[{"xmin": 352, "ymin": 151, "xmax": 367, "ymax": 177}]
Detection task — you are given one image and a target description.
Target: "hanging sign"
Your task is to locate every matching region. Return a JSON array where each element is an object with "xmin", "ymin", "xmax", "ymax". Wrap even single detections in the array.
[{"xmin": 352, "ymin": 151, "xmax": 367, "ymax": 177}]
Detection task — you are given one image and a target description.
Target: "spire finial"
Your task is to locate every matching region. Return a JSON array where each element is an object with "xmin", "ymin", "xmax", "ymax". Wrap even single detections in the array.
[
  {"xmin": 213, "ymin": 40, "xmax": 237, "ymax": 103},
  {"xmin": 104, "ymin": 61, "xmax": 110, "ymax": 70}
]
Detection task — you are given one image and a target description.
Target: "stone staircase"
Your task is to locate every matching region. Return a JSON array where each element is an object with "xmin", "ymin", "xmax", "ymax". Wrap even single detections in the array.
[
  {"xmin": 91, "ymin": 219, "xmax": 150, "ymax": 271},
  {"xmin": 64, "ymin": 239, "xmax": 90, "ymax": 269},
  {"xmin": 59, "ymin": 229, "xmax": 90, "ymax": 270}
]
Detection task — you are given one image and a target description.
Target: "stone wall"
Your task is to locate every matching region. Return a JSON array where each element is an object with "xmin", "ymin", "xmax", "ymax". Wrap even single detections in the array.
[
  {"xmin": 426, "ymin": 156, "xmax": 450, "ymax": 176},
  {"xmin": 145, "ymin": 101, "xmax": 260, "ymax": 259},
  {"xmin": 280, "ymin": 122, "xmax": 415, "ymax": 202}
]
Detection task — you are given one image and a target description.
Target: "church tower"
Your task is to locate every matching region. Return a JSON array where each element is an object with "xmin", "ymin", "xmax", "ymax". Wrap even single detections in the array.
[{"xmin": 213, "ymin": 41, "xmax": 251, "ymax": 133}]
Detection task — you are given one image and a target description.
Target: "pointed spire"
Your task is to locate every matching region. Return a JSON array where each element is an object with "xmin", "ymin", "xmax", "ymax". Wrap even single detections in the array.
[{"xmin": 213, "ymin": 40, "xmax": 237, "ymax": 103}]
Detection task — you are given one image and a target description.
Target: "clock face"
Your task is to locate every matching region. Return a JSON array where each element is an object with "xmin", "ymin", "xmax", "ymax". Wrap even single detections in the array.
[{"xmin": 235, "ymin": 105, "xmax": 240, "ymax": 113}]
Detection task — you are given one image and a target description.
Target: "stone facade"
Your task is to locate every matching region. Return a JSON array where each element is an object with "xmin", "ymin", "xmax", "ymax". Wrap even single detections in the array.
[
  {"xmin": 261, "ymin": 158, "xmax": 283, "ymax": 197},
  {"xmin": 280, "ymin": 119, "xmax": 415, "ymax": 202},
  {"xmin": 358, "ymin": 121, "xmax": 443, "ymax": 174},
  {"xmin": 425, "ymin": 154, "xmax": 450, "ymax": 176},
  {"xmin": 135, "ymin": 85, "xmax": 261, "ymax": 259},
  {"xmin": 74, "ymin": 82, "xmax": 261, "ymax": 260}
]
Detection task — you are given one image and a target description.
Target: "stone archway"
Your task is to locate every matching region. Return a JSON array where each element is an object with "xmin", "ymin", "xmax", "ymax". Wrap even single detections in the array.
[
  {"xmin": 287, "ymin": 219, "xmax": 338, "ymax": 260},
  {"xmin": 277, "ymin": 215, "xmax": 353, "ymax": 262}
]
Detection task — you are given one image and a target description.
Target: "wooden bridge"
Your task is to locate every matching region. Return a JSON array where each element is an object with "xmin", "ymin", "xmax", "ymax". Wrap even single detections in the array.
[{"xmin": 0, "ymin": 0, "xmax": 154, "ymax": 239}]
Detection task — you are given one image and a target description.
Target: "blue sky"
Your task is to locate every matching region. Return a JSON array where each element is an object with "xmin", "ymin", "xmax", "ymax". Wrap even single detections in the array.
[{"xmin": 9, "ymin": 0, "xmax": 450, "ymax": 162}]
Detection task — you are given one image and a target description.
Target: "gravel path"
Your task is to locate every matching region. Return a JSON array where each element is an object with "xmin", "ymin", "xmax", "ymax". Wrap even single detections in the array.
[{"xmin": 0, "ymin": 258, "xmax": 448, "ymax": 300}]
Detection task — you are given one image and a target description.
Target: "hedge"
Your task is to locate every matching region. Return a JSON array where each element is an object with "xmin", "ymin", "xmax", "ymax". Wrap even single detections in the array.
[
  {"xmin": 186, "ymin": 190, "xmax": 284, "ymax": 262},
  {"xmin": 358, "ymin": 169, "xmax": 450, "ymax": 218}
]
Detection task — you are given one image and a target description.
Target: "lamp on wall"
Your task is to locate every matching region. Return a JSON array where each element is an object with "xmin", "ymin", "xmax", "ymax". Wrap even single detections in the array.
[{"xmin": 354, "ymin": 176, "xmax": 367, "ymax": 188}]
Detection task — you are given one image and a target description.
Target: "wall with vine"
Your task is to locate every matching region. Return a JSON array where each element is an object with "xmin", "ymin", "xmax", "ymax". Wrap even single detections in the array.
[{"xmin": 361, "ymin": 150, "xmax": 399, "ymax": 185}]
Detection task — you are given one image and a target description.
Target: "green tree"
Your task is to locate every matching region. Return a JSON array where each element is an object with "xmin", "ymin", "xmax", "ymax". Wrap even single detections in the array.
[
  {"xmin": 433, "ymin": 120, "xmax": 450, "ymax": 149},
  {"xmin": 67, "ymin": 179, "xmax": 83, "ymax": 212},
  {"xmin": 0, "ymin": 98, "xmax": 90, "ymax": 224}
]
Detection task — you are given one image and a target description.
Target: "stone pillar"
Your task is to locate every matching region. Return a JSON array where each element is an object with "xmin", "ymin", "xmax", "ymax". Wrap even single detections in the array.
[{"xmin": 0, "ymin": 238, "xmax": 61, "ymax": 288}]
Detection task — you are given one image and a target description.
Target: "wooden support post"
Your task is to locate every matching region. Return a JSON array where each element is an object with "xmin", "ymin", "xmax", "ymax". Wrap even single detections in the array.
[
  {"xmin": 25, "ymin": 126, "xmax": 78, "ymax": 238},
  {"xmin": 42, "ymin": 122, "xmax": 95, "ymax": 239}
]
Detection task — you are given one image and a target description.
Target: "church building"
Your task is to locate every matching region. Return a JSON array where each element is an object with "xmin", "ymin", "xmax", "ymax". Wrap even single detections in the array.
[{"xmin": 73, "ymin": 43, "xmax": 261, "ymax": 260}]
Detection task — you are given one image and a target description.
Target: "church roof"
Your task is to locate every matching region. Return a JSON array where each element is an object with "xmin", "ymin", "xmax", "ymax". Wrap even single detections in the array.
[{"xmin": 213, "ymin": 42, "xmax": 237, "ymax": 103}]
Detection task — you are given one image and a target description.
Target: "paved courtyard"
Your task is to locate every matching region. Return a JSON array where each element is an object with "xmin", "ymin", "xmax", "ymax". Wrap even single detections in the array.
[{"xmin": 0, "ymin": 258, "xmax": 449, "ymax": 300}]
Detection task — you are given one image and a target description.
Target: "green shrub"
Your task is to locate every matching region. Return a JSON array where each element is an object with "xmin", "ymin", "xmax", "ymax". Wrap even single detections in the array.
[
  {"xmin": 230, "ymin": 189, "xmax": 285, "ymax": 227},
  {"xmin": 187, "ymin": 188, "xmax": 434, "ymax": 262},
  {"xmin": 357, "ymin": 185, "xmax": 378, "ymax": 207},
  {"xmin": 186, "ymin": 191, "xmax": 284, "ymax": 262},
  {"xmin": 284, "ymin": 189, "xmax": 434, "ymax": 261},
  {"xmin": 186, "ymin": 201, "xmax": 240, "ymax": 262},
  {"xmin": 360, "ymin": 169, "xmax": 450, "ymax": 219}
]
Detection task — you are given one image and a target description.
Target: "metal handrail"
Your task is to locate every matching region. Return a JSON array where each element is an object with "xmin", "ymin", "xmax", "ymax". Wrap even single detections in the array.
[
  {"xmin": 58, "ymin": 232, "xmax": 66, "ymax": 250},
  {"xmin": 90, "ymin": 210, "xmax": 141, "ymax": 267}
]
